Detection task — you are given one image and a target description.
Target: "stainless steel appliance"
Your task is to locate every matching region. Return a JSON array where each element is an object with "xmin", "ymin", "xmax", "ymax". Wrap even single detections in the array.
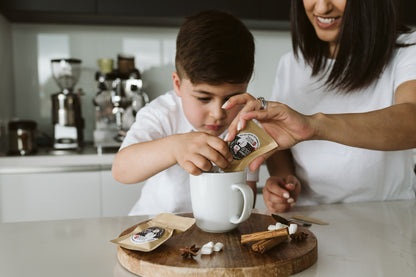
[
  {"xmin": 93, "ymin": 54, "xmax": 149, "ymax": 149},
  {"xmin": 51, "ymin": 58, "xmax": 84, "ymax": 150},
  {"xmin": 7, "ymin": 120, "xmax": 38, "ymax": 156}
]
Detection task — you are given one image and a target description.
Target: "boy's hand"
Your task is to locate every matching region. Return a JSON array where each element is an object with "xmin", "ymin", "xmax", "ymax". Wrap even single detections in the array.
[
  {"xmin": 263, "ymin": 175, "xmax": 301, "ymax": 213},
  {"xmin": 172, "ymin": 132, "xmax": 233, "ymax": 175}
]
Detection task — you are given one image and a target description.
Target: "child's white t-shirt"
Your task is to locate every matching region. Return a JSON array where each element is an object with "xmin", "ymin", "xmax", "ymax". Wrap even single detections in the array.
[{"xmin": 121, "ymin": 90, "xmax": 259, "ymax": 216}]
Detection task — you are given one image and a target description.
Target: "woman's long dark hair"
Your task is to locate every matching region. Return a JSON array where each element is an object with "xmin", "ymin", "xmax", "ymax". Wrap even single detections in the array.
[{"xmin": 291, "ymin": 0, "xmax": 411, "ymax": 92}]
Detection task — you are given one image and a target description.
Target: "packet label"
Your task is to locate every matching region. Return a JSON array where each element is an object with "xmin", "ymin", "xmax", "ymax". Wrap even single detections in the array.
[
  {"xmin": 226, "ymin": 120, "xmax": 278, "ymax": 172},
  {"xmin": 130, "ymin": 227, "xmax": 165, "ymax": 244},
  {"xmin": 230, "ymin": 133, "xmax": 260, "ymax": 160}
]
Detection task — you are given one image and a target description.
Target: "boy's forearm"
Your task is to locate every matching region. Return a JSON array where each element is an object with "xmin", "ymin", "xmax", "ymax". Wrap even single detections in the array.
[
  {"xmin": 266, "ymin": 149, "xmax": 295, "ymax": 177},
  {"xmin": 112, "ymin": 136, "xmax": 178, "ymax": 184}
]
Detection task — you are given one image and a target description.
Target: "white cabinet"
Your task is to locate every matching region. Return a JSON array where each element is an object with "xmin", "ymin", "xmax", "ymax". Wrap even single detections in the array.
[
  {"xmin": 0, "ymin": 170, "xmax": 143, "ymax": 223},
  {"xmin": 0, "ymin": 171, "xmax": 101, "ymax": 222},
  {"xmin": 100, "ymin": 170, "xmax": 143, "ymax": 217},
  {"xmin": 0, "ymin": 153, "xmax": 144, "ymax": 223}
]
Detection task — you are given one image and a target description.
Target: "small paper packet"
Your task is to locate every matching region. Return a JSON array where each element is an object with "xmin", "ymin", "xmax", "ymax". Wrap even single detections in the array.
[
  {"xmin": 110, "ymin": 213, "xmax": 195, "ymax": 252},
  {"xmin": 225, "ymin": 120, "xmax": 278, "ymax": 172}
]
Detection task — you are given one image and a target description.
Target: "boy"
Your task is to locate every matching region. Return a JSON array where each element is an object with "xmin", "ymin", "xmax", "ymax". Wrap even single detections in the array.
[{"xmin": 112, "ymin": 10, "xmax": 256, "ymax": 216}]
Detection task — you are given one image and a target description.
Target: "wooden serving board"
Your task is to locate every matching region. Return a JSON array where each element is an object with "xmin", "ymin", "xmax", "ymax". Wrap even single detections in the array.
[{"xmin": 116, "ymin": 213, "xmax": 317, "ymax": 277}]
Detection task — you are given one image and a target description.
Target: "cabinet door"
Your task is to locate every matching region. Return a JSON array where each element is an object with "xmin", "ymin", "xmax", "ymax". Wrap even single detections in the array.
[
  {"xmin": 100, "ymin": 171, "xmax": 144, "ymax": 217},
  {"xmin": 0, "ymin": 0, "xmax": 95, "ymax": 13},
  {"xmin": 96, "ymin": 0, "xmax": 290, "ymax": 21},
  {"xmin": 0, "ymin": 171, "xmax": 101, "ymax": 223}
]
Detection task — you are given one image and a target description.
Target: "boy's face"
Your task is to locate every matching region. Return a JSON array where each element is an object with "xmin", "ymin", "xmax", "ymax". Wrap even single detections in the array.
[{"xmin": 173, "ymin": 72, "xmax": 247, "ymax": 137}]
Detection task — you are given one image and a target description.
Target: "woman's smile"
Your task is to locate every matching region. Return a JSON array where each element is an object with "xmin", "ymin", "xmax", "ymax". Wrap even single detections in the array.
[{"xmin": 315, "ymin": 16, "xmax": 341, "ymax": 28}]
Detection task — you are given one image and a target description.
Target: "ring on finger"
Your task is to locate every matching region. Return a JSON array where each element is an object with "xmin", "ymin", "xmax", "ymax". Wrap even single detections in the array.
[{"xmin": 257, "ymin": 97, "xmax": 268, "ymax": 110}]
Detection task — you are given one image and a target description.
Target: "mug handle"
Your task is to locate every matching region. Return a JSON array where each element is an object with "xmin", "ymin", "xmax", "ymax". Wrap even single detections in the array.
[{"xmin": 230, "ymin": 183, "xmax": 254, "ymax": 224}]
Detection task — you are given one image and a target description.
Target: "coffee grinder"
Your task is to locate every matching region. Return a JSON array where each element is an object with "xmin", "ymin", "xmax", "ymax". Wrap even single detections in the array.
[{"xmin": 51, "ymin": 58, "xmax": 84, "ymax": 150}]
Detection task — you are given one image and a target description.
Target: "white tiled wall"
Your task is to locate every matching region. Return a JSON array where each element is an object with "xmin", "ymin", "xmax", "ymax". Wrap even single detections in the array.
[{"xmin": 1, "ymin": 18, "xmax": 292, "ymax": 142}]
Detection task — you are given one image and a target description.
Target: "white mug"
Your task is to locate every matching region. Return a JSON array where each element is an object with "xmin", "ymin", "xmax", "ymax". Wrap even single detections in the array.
[{"xmin": 189, "ymin": 170, "xmax": 254, "ymax": 233}]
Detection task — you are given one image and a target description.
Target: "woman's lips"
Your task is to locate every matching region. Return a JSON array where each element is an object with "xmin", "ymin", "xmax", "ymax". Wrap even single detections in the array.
[
  {"xmin": 315, "ymin": 16, "xmax": 340, "ymax": 29},
  {"xmin": 206, "ymin": 124, "xmax": 223, "ymax": 131}
]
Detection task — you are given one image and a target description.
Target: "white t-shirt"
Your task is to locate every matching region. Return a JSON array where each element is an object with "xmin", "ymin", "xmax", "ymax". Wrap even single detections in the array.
[
  {"xmin": 271, "ymin": 31, "xmax": 416, "ymax": 205},
  {"xmin": 120, "ymin": 90, "xmax": 259, "ymax": 216}
]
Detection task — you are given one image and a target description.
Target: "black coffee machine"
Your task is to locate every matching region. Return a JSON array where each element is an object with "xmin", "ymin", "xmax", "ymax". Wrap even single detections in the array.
[{"xmin": 51, "ymin": 58, "xmax": 84, "ymax": 150}]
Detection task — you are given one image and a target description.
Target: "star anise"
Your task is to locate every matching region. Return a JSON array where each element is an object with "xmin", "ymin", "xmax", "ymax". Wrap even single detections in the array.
[
  {"xmin": 179, "ymin": 244, "xmax": 200, "ymax": 259},
  {"xmin": 290, "ymin": 232, "xmax": 309, "ymax": 242}
]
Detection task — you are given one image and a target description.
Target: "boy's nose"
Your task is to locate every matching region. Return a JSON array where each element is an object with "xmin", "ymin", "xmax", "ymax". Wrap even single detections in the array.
[{"xmin": 210, "ymin": 103, "xmax": 226, "ymax": 119}]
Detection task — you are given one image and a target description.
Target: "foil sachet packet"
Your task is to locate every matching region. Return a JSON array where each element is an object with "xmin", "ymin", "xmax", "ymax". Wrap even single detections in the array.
[
  {"xmin": 225, "ymin": 120, "xmax": 278, "ymax": 172},
  {"xmin": 110, "ymin": 213, "xmax": 195, "ymax": 252}
]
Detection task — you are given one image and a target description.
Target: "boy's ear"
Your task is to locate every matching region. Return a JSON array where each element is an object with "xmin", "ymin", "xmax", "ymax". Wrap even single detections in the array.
[{"xmin": 172, "ymin": 72, "xmax": 182, "ymax": 97}]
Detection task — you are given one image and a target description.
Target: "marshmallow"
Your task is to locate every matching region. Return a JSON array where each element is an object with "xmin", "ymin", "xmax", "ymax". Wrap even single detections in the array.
[
  {"xmin": 268, "ymin": 224, "xmax": 277, "ymax": 231},
  {"xmin": 289, "ymin": 223, "xmax": 298, "ymax": 235},
  {"xmin": 200, "ymin": 245, "xmax": 213, "ymax": 255},
  {"xmin": 213, "ymin": 242, "xmax": 224, "ymax": 252},
  {"xmin": 275, "ymin": 222, "xmax": 288, "ymax": 230},
  {"xmin": 203, "ymin": 241, "xmax": 214, "ymax": 248}
]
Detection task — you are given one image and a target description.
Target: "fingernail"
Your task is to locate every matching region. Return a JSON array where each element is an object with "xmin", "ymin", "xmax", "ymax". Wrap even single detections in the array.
[
  {"xmin": 287, "ymin": 198, "xmax": 294, "ymax": 203},
  {"xmin": 221, "ymin": 101, "xmax": 229, "ymax": 109},
  {"xmin": 283, "ymin": 192, "xmax": 290, "ymax": 199},
  {"xmin": 224, "ymin": 133, "xmax": 229, "ymax": 141},
  {"xmin": 290, "ymin": 202, "xmax": 296, "ymax": 207},
  {"xmin": 287, "ymin": 183, "xmax": 295, "ymax": 190},
  {"xmin": 237, "ymin": 121, "xmax": 242, "ymax": 131}
]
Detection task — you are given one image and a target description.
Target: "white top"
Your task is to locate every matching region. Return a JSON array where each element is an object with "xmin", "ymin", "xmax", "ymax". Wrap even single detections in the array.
[
  {"xmin": 121, "ymin": 90, "xmax": 258, "ymax": 216},
  {"xmin": 271, "ymin": 31, "xmax": 416, "ymax": 206}
]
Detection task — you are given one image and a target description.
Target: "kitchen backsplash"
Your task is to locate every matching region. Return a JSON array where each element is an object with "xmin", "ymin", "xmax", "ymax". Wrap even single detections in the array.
[{"xmin": 0, "ymin": 14, "xmax": 292, "ymax": 143}]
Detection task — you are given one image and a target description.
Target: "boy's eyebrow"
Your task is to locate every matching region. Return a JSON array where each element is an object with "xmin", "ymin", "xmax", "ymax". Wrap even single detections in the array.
[
  {"xmin": 193, "ymin": 90, "xmax": 215, "ymax": 95},
  {"xmin": 193, "ymin": 90, "xmax": 244, "ymax": 97}
]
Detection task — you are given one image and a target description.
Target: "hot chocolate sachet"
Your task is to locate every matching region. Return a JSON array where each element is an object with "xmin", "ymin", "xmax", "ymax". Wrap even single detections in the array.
[
  {"xmin": 111, "ymin": 213, "xmax": 195, "ymax": 252},
  {"xmin": 225, "ymin": 120, "xmax": 278, "ymax": 172}
]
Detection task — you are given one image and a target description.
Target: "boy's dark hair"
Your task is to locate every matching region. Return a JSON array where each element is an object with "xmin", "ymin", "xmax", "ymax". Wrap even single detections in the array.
[
  {"xmin": 175, "ymin": 10, "xmax": 255, "ymax": 85},
  {"xmin": 291, "ymin": 0, "xmax": 412, "ymax": 92}
]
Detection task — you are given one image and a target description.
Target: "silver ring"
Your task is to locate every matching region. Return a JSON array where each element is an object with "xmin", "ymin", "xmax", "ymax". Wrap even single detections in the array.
[{"xmin": 257, "ymin": 97, "xmax": 268, "ymax": 110}]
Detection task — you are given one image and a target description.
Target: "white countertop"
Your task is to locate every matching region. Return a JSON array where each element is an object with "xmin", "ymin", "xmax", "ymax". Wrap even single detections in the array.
[
  {"xmin": 0, "ymin": 199, "xmax": 415, "ymax": 277},
  {"xmin": 0, "ymin": 146, "xmax": 117, "ymax": 174}
]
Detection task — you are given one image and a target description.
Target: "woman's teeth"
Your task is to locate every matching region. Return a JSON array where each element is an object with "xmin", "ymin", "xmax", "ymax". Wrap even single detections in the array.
[{"xmin": 317, "ymin": 17, "xmax": 336, "ymax": 24}]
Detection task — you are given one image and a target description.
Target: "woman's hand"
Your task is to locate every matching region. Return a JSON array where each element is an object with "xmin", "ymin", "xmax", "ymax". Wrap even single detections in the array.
[
  {"xmin": 263, "ymin": 175, "xmax": 301, "ymax": 213},
  {"xmin": 172, "ymin": 132, "xmax": 233, "ymax": 175},
  {"xmin": 223, "ymin": 93, "xmax": 316, "ymax": 150}
]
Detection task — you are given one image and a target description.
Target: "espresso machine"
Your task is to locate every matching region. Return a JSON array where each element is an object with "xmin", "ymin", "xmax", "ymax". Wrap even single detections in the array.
[
  {"xmin": 93, "ymin": 54, "xmax": 149, "ymax": 149},
  {"xmin": 51, "ymin": 58, "xmax": 84, "ymax": 150}
]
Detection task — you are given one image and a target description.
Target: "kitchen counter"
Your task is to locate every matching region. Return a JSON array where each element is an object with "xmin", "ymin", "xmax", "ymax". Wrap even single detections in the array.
[
  {"xmin": 0, "ymin": 145, "xmax": 117, "ymax": 174},
  {"xmin": 0, "ymin": 199, "xmax": 414, "ymax": 277}
]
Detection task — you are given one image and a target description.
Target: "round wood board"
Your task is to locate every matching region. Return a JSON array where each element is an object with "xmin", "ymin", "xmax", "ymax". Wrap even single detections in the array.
[{"xmin": 116, "ymin": 213, "xmax": 317, "ymax": 277}]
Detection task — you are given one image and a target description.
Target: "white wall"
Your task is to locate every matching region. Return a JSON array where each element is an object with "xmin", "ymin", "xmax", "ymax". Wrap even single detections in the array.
[{"xmin": 9, "ymin": 23, "xmax": 292, "ymax": 142}]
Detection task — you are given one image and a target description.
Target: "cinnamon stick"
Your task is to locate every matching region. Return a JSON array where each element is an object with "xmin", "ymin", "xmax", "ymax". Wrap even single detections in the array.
[
  {"xmin": 241, "ymin": 228, "xmax": 289, "ymax": 244},
  {"xmin": 251, "ymin": 236, "xmax": 288, "ymax": 254}
]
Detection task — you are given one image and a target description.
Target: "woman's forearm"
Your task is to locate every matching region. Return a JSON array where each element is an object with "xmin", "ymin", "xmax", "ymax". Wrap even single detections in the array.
[
  {"xmin": 311, "ymin": 102, "xmax": 416, "ymax": 150},
  {"xmin": 266, "ymin": 149, "xmax": 296, "ymax": 177}
]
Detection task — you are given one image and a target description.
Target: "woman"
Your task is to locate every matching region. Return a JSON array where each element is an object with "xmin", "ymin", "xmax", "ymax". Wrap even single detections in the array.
[{"xmin": 223, "ymin": 0, "xmax": 416, "ymax": 212}]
